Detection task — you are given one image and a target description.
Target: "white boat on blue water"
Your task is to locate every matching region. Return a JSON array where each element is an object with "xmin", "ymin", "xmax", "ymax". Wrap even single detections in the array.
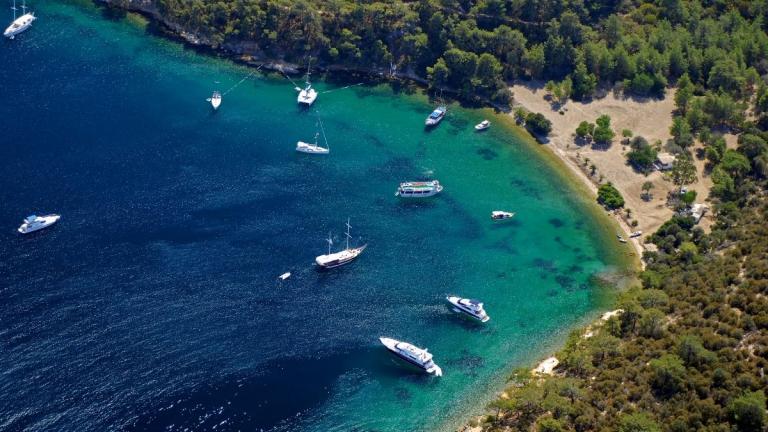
[
  {"xmin": 4, "ymin": 0, "xmax": 35, "ymax": 40},
  {"xmin": 447, "ymin": 296, "xmax": 490, "ymax": 322},
  {"xmin": 18, "ymin": 214, "xmax": 59, "ymax": 234},
  {"xmin": 379, "ymin": 337, "xmax": 442, "ymax": 376},
  {"xmin": 425, "ymin": 106, "xmax": 446, "ymax": 127}
]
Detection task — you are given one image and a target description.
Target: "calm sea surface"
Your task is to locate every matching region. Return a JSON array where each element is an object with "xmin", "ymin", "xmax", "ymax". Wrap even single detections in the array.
[{"xmin": 0, "ymin": 2, "xmax": 632, "ymax": 431}]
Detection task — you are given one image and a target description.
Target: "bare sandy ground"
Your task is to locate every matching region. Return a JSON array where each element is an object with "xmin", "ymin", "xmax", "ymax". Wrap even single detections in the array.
[{"xmin": 510, "ymin": 83, "xmax": 715, "ymax": 249}]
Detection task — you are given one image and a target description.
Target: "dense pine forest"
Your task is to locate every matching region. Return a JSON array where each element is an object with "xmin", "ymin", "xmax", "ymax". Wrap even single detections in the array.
[
  {"xmin": 109, "ymin": 0, "xmax": 768, "ymax": 111},
  {"xmin": 102, "ymin": 0, "xmax": 768, "ymax": 430}
]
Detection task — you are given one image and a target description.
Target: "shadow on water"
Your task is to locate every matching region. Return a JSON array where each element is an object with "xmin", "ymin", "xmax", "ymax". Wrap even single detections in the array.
[
  {"xmin": 127, "ymin": 354, "xmax": 353, "ymax": 432},
  {"xmin": 98, "ymin": 4, "xmax": 127, "ymax": 21}
]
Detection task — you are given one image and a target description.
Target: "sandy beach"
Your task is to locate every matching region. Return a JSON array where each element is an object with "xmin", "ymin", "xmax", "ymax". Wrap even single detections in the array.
[{"xmin": 510, "ymin": 83, "xmax": 716, "ymax": 256}]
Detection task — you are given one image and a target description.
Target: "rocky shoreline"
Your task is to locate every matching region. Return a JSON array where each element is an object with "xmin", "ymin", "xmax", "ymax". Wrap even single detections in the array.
[{"xmin": 94, "ymin": 0, "xmax": 516, "ymax": 111}]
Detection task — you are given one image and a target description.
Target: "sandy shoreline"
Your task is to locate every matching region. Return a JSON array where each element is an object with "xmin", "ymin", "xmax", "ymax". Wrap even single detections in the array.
[{"xmin": 509, "ymin": 82, "xmax": 716, "ymax": 261}]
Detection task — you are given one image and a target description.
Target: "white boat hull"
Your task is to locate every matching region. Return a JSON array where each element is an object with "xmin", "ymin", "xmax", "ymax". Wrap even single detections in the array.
[
  {"xmin": 296, "ymin": 141, "xmax": 329, "ymax": 154},
  {"xmin": 379, "ymin": 337, "xmax": 442, "ymax": 376},
  {"xmin": 4, "ymin": 12, "xmax": 35, "ymax": 39},
  {"xmin": 298, "ymin": 89, "xmax": 317, "ymax": 105},
  {"xmin": 315, "ymin": 244, "xmax": 366, "ymax": 269},
  {"xmin": 447, "ymin": 296, "xmax": 490, "ymax": 322},
  {"xmin": 18, "ymin": 214, "xmax": 60, "ymax": 234}
]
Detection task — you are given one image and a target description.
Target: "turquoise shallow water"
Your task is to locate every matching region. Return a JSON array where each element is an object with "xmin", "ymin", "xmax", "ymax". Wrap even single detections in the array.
[{"xmin": 0, "ymin": 2, "xmax": 632, "ymax": 431}]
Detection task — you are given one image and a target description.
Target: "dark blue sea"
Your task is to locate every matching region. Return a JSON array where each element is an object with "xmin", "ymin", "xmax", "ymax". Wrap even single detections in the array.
[{"xmin": 0, "ymin": 2, "xmax": 632, "ymax": 431}]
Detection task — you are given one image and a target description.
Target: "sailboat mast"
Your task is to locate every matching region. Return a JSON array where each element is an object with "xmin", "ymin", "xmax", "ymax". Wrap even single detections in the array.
[
  {"xmin": 11, "ymin": 0, "xmax": 17, "ymax": 20},
  {"xmin": 317, "ymin": 117, "xmax": 329, "ymax": 150},
  {"xmin": 305, "ymin": 57, "xmax": 312, "ymax": 86},
  {"xmin": 327, "ymin": 232, "xmax": 333, "ymax": 255},
  {"xmin": 345, "ymin": 218, "xmax": 351, "ymax": 250},
  {"xmin": 20, "ymin": 0, "xmax": 25, "ymax": 15}
]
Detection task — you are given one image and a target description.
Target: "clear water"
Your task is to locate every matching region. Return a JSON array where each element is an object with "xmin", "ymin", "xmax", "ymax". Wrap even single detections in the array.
[{"xmin": 0, "ymin": 2, "xmax": 632, "ymax": 431}]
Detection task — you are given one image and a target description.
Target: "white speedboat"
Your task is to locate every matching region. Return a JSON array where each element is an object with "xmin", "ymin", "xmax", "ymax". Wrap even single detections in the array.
[
  {"xmin": 447, "ymin": 296, "xmax": 490, "ymax": 322},
  {"xmin": 629, "ymin": 230, "xmax": 642, "ymax": 238},
  {"xmin": 296, "ymin": 118, "xmax": 330, "ymax": 154},
  {"xmin": 491, "ymin": 211, "xmax": 515, "ymax": 220},
  {"xmin": 425, "ymin": 106, "xmax": 446, "ymax": 126},
  {"xmin": 475, "ymin": 120, "xmax": 490, "ymax": 131},
  {"xmin": 18, "ymin": 214, "xmax": 60, "ymax": 234},
  {"xmin": 210, "ymin": 91, "xmax": 222, "ymax": 110},
  {"xmin": 296, "ymin": 58, "xmax": 318, "ymax": 106},
  {"xmin": 4, "ymin": 0, "xmax": 35, "ymax": 40},
  {"xmin": 379, "ymin": 337, "xmax": 443, "ymax": 376},
  {"xmin": 315, "ymin": 219, "xmax": 366, "ymax": 269},
  {"xmin": 395, "ymin": 180, "xmax": 443, "ymax": 198},
  {"xmin": 278, "ymin": 272, "xmax": 291, "ymax": 281}
]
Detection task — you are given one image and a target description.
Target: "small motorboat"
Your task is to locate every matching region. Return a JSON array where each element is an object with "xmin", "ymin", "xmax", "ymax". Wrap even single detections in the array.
[
  {"xmin": 629, "ymin": 231, "xmax": 642, "ymax": 238},
  {"xmin": 210, "ymin": 91, "xmax": 222, "ymax": 110},
  {"xmin": 425, "ymin": 106, "xmax": 447, "ymax": 127},
  {"xmin": 491, "ymin": 211, "xmax": 515, "ymax": 220},
  {"xmin": 278, "ymin": 272, "xmax": 291, "ymax": 281},
  {"xmin": 18, "ymin": 214, "xmax": 60, "ymax": 234},
  {"xmin": 475, "ymin": 120, "xmax": 490, "ymax": 131},
  {"xmin": 617, "ymin": 236, "xmax": 627, "ymax": 243}
]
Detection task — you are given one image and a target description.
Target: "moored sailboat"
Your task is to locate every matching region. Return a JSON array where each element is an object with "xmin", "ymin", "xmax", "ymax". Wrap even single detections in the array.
[
  {"xmin": 4, "ymin": 0, "xmax": 36, "ymax": 40},
  {"xmin": 315, "ymin": 218, "xmax": 366, "ymax": 269},
  {"xmin": 296, "ymin": 117, "xmax": 330, "ymax": 154}
]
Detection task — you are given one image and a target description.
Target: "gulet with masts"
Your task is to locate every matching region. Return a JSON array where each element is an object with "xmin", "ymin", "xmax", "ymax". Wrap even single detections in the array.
[
  {"xmin": 315, "ymin": 218, "xmax": 366, "ymax": 269},
  {"xmin": 4, "ymin": 0, "xmax": 35, "ymax": 40}
]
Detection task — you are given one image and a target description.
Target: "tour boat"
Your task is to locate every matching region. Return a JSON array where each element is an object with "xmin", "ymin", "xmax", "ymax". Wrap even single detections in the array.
[
  {"xmin": 475, "ymin": 120, "xmax": 491, "ymax": 131},
  {"xmin": 395, "ymin": 180, "xmax": 443, "ymax": 198},
  {"xmin": 629, "ymin": 230, "xmax": 643, "ymax": 238},
  {"xmin": 4, "ymin": 0, "xmax": 35, "ymax": 40},
  {"xmin": 446, "ymin": 296, "xmax": 490, "ymax": 322},
  {"xmin": 491, "ymin": 211, "xmax": 515, "ymax": 220},
  {"xmin": 210, "ymin": 91, "xmax": 222, "ymax": 110},
  {"xmin": 296, "ymin": 59, "xmax": 318, "ymax": 106},
  {"xmin": 379, "ymin": 337, "xmax": 443, "ymax": 376},
  {"xmin": 425, "ymin": 106, "xmax": 447, "ymax": 126},
  {"xmin": 315, "ymin": 219, "xmax": 366, "ymax": 269},
  {"xmin": 18, "ymin": 214, "xmax": 60, "ymax": 234},
  {"xmin": 296, "ymin": 118, "xmax": 329, "ymax": 154}
]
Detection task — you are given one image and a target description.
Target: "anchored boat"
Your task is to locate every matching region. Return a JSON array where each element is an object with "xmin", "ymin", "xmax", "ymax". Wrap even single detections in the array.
[
  {"xmin": 4, "ymin": 0, "xmax": 35, "ymax": 40},
  {"xmin": 475, "ymin": 120, "xmax": 491, "ymax": 131},
  {"xmin": 208, "ymin": 91, "xmax": 222, "ymax": 110},
  {"xmin": 395, "ymin": 180, "xmax": 443, "ymax": 198},
  {"xmin": 379, "ymin": 337, "xmax": 443, "ymax": 376},
  {"xmin": 425, "ymin": 106, "xmax": 446, "ymax": 127},
  {"xmin": 315, "ymin": 218, "xmax": 366, "ymax": 269},
  {"xmin": 491, "ymin": 211, "xmax": 515, "ymax": 220},
  {"xmin": 296, "ymin": 118, "xmax": 329, "ymax": 154},
  {"xmin": 296, "ymin": 58, "xmax": 318, "ymax": 106},
  {"xmin": 447, "ymin": 296, "xmax": 490, "ymax": 322},
  {"xmin": 18, "ymin": 214, "xmax": 60, "ymax": 234}
]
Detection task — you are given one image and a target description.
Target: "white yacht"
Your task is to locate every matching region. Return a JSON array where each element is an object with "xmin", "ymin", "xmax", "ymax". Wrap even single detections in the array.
[
  {"xmin": 296, "ymin": 118, "xmax": 329, "ymax": 154},
  {"xmin": 425, "ymin": 106, "xmax": 447, "ymax": 127},
  {"xmin": 18, "ymin": 214, "xmax": 60, "ymax": 234},
  {"xmin": 395, "ymin": 180, "xmax": 443, "ymax": 198},
  {"xmin": 4, "ymin": 0, "xmax": 35, "ymax": 40},
  {"xmin": 210, "ymin": 91, "xmax": 221, "ymax": 110},
  {"xmin": 475, "ymin": 120, "xmax": 491, "ymax": 131},
  {"xmin": 447, "ymin": 296, "xmax": 490, "ymax": 322},
  {"xmin": 379, "ymin": 337, "xmax": 442, "ymax": 376},
  {"xmin": 315, "ymin": 219, "xmax": 366, "ymax": 269},
  {"xmin": 296, "ymin": 59, "xmax": 318, "ymax": 106},
  {"xmin": 491, "ymin": 211, "xmax": 515, "ymax": 220}
]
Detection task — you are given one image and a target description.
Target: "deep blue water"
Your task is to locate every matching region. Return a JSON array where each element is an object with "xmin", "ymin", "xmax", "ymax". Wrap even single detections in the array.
[{"xmin": 0, "ymin": 2, "xmax": 631, "ymax": 431}]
